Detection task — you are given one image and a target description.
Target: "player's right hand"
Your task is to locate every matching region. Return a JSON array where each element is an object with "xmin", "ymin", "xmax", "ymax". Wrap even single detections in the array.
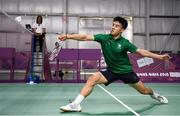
[{"xmin": 58, "ymin": 34, "xmax": 67, "ymax": 41}]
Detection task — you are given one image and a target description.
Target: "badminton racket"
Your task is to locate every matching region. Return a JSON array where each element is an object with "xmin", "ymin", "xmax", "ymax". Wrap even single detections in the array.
[
  {"xmin": 48, "ymin": 33, "xmax": 64, "ymax": 61},
  {"xmin": 49, "ymin": 40, "xmax": 62, "ymax": 61}
]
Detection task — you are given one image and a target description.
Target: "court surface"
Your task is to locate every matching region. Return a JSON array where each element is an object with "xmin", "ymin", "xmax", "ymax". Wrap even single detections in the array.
[{"xmin": 0, "ymin": 83, "xmax": 180, "ymax": 116}]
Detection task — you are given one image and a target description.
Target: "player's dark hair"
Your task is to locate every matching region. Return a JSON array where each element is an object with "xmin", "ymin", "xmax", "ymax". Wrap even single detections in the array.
[{"xmin": 113, "ymin": 16, "xmax": 128, "ymax": 29}]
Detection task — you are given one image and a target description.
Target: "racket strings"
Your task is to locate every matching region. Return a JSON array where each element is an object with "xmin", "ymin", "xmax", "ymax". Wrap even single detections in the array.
[{"xmin": 49, "ymin": 41, "xmax": 62, "ymax": 61}]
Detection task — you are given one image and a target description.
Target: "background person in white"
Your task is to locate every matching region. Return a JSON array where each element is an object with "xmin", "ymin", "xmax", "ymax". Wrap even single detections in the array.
[{"xmin": 32, "ymin": 15, "xmax": 46, "ymax": 52}]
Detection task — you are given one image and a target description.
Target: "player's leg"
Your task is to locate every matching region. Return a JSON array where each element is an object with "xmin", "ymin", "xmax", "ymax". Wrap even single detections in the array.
[
  {"xmin": 80, "ymin": 72, "xmax": 108, "ymax": 97},
  {"xmin": 129, "ymin": 81, "xmax": 153, "ymax": 95},
  {"xmin": 129, "ymin": 81, "xmax": 168, "ymax": 104},
  {"xmin": 60, "ymin": 72, "xmax": 108, "ymax": 112}
]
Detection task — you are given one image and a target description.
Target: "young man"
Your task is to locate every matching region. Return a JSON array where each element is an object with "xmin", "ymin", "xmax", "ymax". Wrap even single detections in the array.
[{"xmin": 58, "ymin": 16, "xmax": 170, "ymax": 112}]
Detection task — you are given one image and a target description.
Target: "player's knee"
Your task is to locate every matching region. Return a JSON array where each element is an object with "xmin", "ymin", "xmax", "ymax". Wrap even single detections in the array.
[
  {"xmin": 86, "ymin": 74, "xmax": 99, "ymax": 86},
  {"xmin": 86, "ymin": 77, "xmax": 96, "ymax": 86}
]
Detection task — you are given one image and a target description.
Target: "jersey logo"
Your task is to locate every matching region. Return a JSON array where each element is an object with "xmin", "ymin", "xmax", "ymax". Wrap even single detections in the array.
[{"xmin": 117, "ymin": 44, "xmax": 122, "ymax": 49}]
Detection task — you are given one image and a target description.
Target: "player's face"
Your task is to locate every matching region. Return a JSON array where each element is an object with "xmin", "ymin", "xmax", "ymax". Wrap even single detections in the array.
[{"xmin": 110, "ymin": 21, "xmax": 125, "ymax": 37}]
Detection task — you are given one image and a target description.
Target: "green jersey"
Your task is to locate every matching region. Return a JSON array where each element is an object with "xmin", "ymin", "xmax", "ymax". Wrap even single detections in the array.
[{"xmin": 94, "ymin": 34, "xmax": 138, "ymax": 74}]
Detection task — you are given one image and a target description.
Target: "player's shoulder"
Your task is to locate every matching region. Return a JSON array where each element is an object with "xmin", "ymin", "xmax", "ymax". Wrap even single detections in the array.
[
  {"xmin": 94, "ymin": 34, "xmax": 111, "ymax": 37},
  {"xmin": 121, "ymin": 37, "xmax": 132, "ymax": 43},
  {"xmin": 94, "ymin": 34, "xmax": 111, "ymax": 40},
  {"xmin": 121, "ymin": 36, "xmax": 128, "ymax": 41}
]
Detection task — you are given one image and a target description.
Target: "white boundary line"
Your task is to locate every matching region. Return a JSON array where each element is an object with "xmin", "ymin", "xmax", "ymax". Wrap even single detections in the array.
[{"xmin": 97, "ymin": 84, "xmax": 140, "ymax": 116}]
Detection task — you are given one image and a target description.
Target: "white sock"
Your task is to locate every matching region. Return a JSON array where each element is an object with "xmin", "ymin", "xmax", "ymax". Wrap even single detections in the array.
[
  {"xmin": 152, "ymin": 91, "xmax": 159, "ymax": 97},
  {"xmin": 73, "ymin": 94, "xmax": 85, "ymax": 105}
]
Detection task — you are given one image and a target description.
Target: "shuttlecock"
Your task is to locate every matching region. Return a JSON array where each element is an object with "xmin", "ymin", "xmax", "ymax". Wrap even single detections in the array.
[{"xmin": 15, "ymin": 16, "xmax": 22, "ymax": 22}]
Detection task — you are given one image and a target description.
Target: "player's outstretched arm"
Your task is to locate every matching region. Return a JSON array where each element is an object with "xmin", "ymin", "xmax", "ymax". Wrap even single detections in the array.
[
  {"xmin": 58, "ymin": 34, "xmax": 94, "ymax": 41},
  {"xmin": 136, "ymin": 48, "xmax": 171, "ymax": 61}
]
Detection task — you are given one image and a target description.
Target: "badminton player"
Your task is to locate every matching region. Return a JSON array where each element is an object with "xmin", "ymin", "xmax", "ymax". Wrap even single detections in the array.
[{"xmin": 58, "ymin": 16, "xmax": 170, "ymax": 112}]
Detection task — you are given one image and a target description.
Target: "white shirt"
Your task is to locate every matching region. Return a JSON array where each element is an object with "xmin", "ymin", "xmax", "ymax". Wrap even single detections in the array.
[{"xmin": 32, "ymin": 23, "xmax": 45, "ymax": 34}]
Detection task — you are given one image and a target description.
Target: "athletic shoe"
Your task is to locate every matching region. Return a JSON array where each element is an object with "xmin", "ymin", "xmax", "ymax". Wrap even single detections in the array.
[
  {"xmin": 60, "ymin": 103, "xmax": 82, "ymax": 112},
  {"xmin": 150, "ymin": 92, "xmax": 168, "ymax": 104}
]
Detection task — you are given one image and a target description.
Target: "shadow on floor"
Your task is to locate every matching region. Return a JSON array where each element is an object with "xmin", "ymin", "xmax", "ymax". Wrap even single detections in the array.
[{"xmin": 60, "ymin": 103, "xmax": 162, "ymax": 115}]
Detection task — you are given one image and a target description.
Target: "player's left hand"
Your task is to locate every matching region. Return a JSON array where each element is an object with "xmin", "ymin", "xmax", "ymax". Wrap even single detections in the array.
[{"xmin": 160, "ymin": 54, "xmax": 171, "ymax": 61}]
